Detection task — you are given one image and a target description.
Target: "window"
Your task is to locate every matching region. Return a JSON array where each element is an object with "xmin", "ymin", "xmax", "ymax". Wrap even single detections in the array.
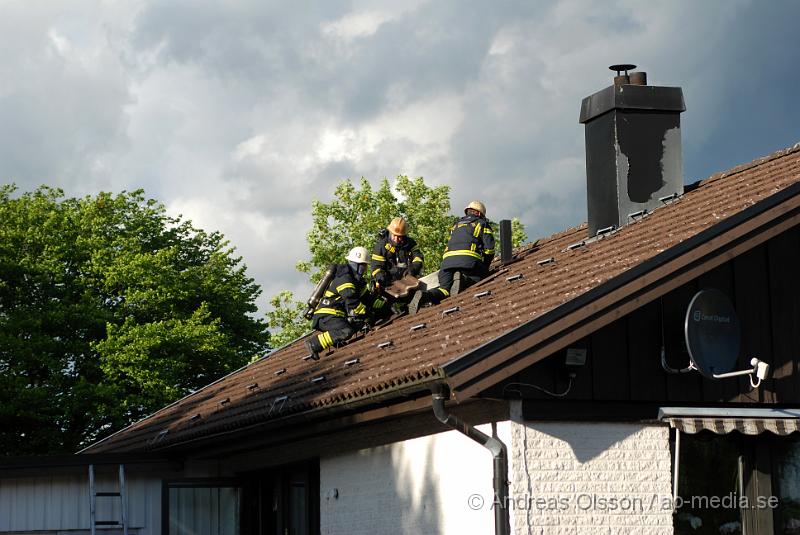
[
  {"xmin": 674, "ymin": 432, "xmax": 783, "ymax": 534},
  {"xmin": 162, "ymin": 461, "xmax": 319, "ymax": 535},
  {"xmin": 164, "ymin": 480, "xmax": 242, "ymax": 535},
  {"xmin": 675, "ymin": 433, "xmax": 743, "ymax": 534},
  {"xmin": 241, "ymin": 460, "xmax": 319, "ymax": 535},
  {"xmin": 773, "ymin": 435, "xmax": 800, "ymax": 533}
]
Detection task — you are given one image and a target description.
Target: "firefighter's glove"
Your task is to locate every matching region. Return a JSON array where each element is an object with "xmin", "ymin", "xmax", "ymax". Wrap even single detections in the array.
[
  {"xmin": 348, "ymin": 303, "xmax": 367, "ymax": 327},
  {"xmin": 347, "ymin": 315, "xmax": 365, "ymax": 330}
]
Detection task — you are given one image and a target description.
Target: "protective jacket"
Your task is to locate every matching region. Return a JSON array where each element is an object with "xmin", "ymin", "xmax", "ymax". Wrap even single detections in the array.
[
  {"xmin": 370, "ymin": 230, "xmax": 424, "ymax": 283},
  {"xmin": 312, "ymin": 264, "xmax": 370, "ymax": 321},
  {"xmin": 440, "ymin": 214, "xmax": 495, "ymax": 271}
]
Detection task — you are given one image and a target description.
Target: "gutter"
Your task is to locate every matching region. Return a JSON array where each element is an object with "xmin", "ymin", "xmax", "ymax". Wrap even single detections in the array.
[
  {"xmin": 79, "ymin": 329, "xmax": 318, "ymax": 453},
  {"xmin": 125, "ymin": 374, "xmax": 446, "ymax": 455},
  {"xmin": 430, "ymin": 384, "xmax": 510, "ymax": 535}
]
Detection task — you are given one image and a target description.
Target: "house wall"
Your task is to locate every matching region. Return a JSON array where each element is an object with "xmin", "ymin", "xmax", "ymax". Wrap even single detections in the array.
[
  {"xmin": 489, "ymin": 225, "xmax": 800, "ymax": 407},
  {"xmin": 318, "ymin": 409, "xmax": 674, "ymax": 535},
  {"xmin": 509, "ymin": 403, "xmax": 673, "ymax": 535},
  {"xmin": 0, "ymin": 470, "xmax": 161, "ymax": 534},
  {"xmin": 319, "ymin": 421, "xmax": 513, "ymax": 535}
]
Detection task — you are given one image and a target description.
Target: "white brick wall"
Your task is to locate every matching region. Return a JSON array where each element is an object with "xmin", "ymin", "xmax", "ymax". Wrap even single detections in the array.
[
  {"xmin": 319, "ymin": 408, "xmax": 674, "ymax": 535},
  {"xmin": 320, "ymin": 422, "xmax": 512, "ymax": 535},
  {"xmin": 510, "ymin": 404, "xmax": 674, "ymax": 535}
]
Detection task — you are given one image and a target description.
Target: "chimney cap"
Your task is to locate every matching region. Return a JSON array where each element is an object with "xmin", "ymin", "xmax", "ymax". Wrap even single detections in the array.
[
  {"xmin": 579, "ymin": 84, "xmax": 685, "ymax": 123},
  {"xmin": 609, "ymin": 64, "xmax": 637, "ymax": 76}
]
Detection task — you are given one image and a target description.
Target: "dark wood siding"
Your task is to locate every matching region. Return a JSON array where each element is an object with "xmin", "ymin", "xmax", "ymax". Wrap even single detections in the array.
[
  {"xmin": 490, "ymin": 225, "xmax": 800, "ymax": 407},
  {"xmin": 767, "ymin": 228, "xmax": 800, "ymax": 403}
]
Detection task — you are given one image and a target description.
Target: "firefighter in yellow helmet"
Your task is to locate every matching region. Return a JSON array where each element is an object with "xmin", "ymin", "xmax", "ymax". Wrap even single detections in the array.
[
  {"xmin": 305, "ymin": 246, "xmax": 377, "ymax": 359},
  {"xmin": 409, "ymin": 201, "xmax": 494, "ymax": 314},
  {"xmin": 370, "ymin": 217, "xmax": 424, "ymax": 290}
]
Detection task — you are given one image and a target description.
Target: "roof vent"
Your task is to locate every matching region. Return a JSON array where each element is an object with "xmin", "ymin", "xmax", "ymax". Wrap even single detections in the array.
[
  {"xmin": 580, "ymin": 65, "xmax": 685, "ymax": 237},
  {"xmin": 659, "ymin": 192, "xmax": 680, "ymax": 204},
  {"xmin": 627, "ymin": 209, "xmax": 647, "ymax": 221},
  {"xmin": 269, "ymin": 396, "xmax": 289, "ymax": 415},
  {"xmin": 442, "ymin": 306, "xmax": 460, "ymax": 317},
  {"xmin": 596, "ymin": 225, "xmax": 616, "ymax": 237}
]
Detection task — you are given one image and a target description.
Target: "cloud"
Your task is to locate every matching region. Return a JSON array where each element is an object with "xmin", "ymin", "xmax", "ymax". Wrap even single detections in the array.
[
  {"xmin": 0, "ymin": 1, "xmax": 134, "ymax": 192},
  {"xmin": 2, "ymin": 0, "xmax": 799, "ymax": 322}
]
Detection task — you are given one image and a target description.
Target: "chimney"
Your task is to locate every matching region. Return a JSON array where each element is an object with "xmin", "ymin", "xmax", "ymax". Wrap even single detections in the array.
[
  {"xmin": 499, "ymin": 219, "xmax": 513, "ymax": 264},
  {"xmin": 579, "ymin": 64, "xmax": 686, "ymax": 237}
]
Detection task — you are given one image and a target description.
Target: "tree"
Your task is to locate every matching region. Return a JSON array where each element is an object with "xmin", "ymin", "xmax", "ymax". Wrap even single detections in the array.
[
  {"xmin": 268, "ymin": 176, "xmax": 453, "ymax": 347},
  {"xmin": 0, "ymin": 185, "xmax": 270, "ymax": 454},
  {"xmin": 298, "ymin": 176, "xmax": 453, "ymax": 282},
  {"xmin": 267, "ymin": 176, "xmax": 527, "ymax": 347},
  {"xmin": 264, "ymin": 291, "xmax": 309, "ymax": 351}
]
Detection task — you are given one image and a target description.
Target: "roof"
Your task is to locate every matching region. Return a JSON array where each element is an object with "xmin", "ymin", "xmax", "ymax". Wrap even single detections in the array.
[{"xmin": 85, "ymin": 142, "xmax": 800, "ymax": 454}]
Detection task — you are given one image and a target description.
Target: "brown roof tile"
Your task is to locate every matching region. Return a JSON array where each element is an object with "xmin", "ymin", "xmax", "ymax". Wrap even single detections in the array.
[{"xmin": 86, "ymin": 142, "xmax": 800, "ymax": 453}]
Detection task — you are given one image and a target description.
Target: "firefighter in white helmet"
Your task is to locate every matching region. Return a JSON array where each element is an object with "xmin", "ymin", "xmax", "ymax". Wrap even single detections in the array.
[
  {"xmin": 409, "ymin": 201, "xmax": 494, "ymax": 314},
  {"xmin": 305, "ymin": 246, "xmax": 376, "ymax": 359}
]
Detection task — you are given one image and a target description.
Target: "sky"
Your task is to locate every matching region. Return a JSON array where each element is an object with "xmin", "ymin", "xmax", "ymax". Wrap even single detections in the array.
[{"xmin": 2, "ymin": 0, "xmax": 799, "ymax": 317}]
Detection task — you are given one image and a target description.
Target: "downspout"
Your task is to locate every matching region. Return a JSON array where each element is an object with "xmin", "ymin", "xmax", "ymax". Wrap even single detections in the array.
[{"xmin": 430, "ymin": 384, "xmax": 510, "ymax": 535}]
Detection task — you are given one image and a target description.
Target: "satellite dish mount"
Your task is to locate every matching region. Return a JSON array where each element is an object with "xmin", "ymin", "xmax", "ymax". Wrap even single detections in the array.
[{"xmin": 661, "ymin": 289, "xmax": 770, "ymax": 388}]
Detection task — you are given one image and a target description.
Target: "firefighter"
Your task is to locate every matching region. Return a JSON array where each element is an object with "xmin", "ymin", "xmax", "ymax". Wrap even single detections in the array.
[
  {"xmin": 371, "ymin": 217, "xmax": 424, "ymax": 289},
  {"xmin": 305, "ymin": 246, "xmax": 375, "ymax": 360},
  {"xmin": 409, "ymin": 201, "xmax": 494, "ymax": 314}
]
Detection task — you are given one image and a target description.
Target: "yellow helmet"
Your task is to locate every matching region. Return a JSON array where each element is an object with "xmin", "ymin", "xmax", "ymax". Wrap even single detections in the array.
[
  {"xmin": 465, "ymin": 200, "xmax": 486, "ymax": 217},
  {"xmin": 386, "ymin": 217, "xmax": 408, "ymax": 236}
]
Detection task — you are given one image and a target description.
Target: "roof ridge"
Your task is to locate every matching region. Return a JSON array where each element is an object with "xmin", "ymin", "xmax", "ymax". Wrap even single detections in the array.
[{"xmin": 691, "ymin": 140, "xmax": 800, "ymax": 190}]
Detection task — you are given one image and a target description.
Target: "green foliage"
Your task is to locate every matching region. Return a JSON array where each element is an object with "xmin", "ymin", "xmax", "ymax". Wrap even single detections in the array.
[
  {"xmin": 301, "ymin": 176, "xmax": 452, "ymax": 282},
  {"xmin": 494, "ymin": 217, "xmax": 529, "ymax": 257},
  {"xmin": 268, "ymin": 176, "xmax": 453, "ymax": 342},
  {"xmin": 267, "ymin": 175, "xmax": 530, "ymax": 343},
  {"xmin": 264, "ymin": 290, "xmax": 309, "ymax": 350},
  {"xmin": 511, "ymin": 217, "xmax": 528, "ymax": 248},
  {"xmin": 0, "ymin": 185, "xmax": 269, "ymax": 454}
]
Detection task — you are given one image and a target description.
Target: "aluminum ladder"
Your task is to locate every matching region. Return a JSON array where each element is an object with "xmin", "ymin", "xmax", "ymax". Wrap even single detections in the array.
[{"xmin": 89, "ymin": 464, "xmax": 129, "ymax": 535}]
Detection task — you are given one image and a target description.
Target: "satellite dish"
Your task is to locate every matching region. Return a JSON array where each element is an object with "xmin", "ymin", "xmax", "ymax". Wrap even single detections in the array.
[{"xmin": 684, "ymin": 289, "xmax": 741, "ymax": 379}]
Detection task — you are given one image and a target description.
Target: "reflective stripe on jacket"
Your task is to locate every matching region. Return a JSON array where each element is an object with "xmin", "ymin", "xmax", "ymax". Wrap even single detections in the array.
[
  {"xmin": 440, "ymin": 214, "xmax": 495, "ymax": 271},
  {"xmin": 312, "ymin": 264, "xmax": 369, "ymax": 319},
  {"xmin": 370, "ymin": 232, "xmax": 424, "ymax": 280}
]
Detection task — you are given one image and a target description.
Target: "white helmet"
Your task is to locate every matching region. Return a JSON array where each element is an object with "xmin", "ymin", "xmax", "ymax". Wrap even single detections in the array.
[{"xmin": 346, "ymin": 246, "xmax": 369, "ymax": 264}]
